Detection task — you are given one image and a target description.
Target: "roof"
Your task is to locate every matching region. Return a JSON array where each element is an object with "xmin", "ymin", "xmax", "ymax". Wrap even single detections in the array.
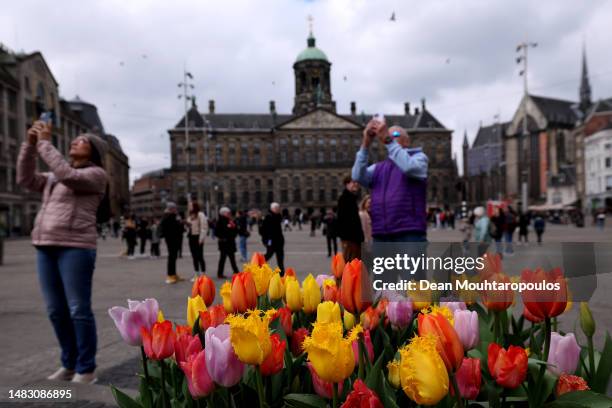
[
  {"xmin": 472, "ymin": 122, "xmax": 508, "ymax": 148},
  {"xmin": 295, "ymin": 35, "xmax": 329, "ymax": 63},
  {"xmin": 530, "ymin": 95, "xmax": 578, "ymax": 126},
  {"xmin": 589, "ymin": 97, "xmax": 612, "ymax": 115},
  {"xmin": 66, "ymin": 95, "xmax": 106, "ymax": 134}
]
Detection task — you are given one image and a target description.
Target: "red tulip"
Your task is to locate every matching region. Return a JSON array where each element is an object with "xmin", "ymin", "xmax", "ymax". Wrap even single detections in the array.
[
  {"xmin": 175, "ymin": 324, "xmax": 192, "ymax": 337},
  {"xmin": 331, "ymin": 253, "xmax": 345, "ymax": 280},
  {"xmin": 308, "ymin": 362, "xmax": 344, "ymax": 399},
  {"xmin": 231, "ymin": 272, "xmax": 258, "ymax": 313},
  {"xmin": 418, "ymin": 312, "xmax": 464, "ymax": 371},
  {"xmin": 141, "ymin": 320, "xmax": 175, "ymax": 360},
  {"xmin": 523, "ymin": 305, "xmax": 543, "ymax": 323},
  {"xmin": 180, "ymin": 350, "xmax": 215, "ymax": 398},
  {"xmin": 322, "ymin": 281, "xmax": 339, "ymax": 302},
  {"xmin": 487, "ymin": 343, "xmax": 528, "ymax": 389},
  {"xmin": 174, "ymin": 332, "xmax": 202, "ymax": 364},
  {"xmin": 555, "ymin": 374, "xmax": 590, "ymax": 397},
  {"xmin": 340, "ymin": 259, "xmax": 371, "ymax": 314},
  {"xmin": 481, "ymin": 272, "xmax": 514, "ymax": 311},
  {"xmin": 199, "ymin": 305, "xmax": 227, "ymax": 331},
  {"xmin": 291, "ymin": 327, "xmax": 309, "ymax": 357},
  {"xmin": 341, "ymin": 379, "xmax": 383, "ymax": 408},
  {"xmin": 352, "ymin": 329, "xmax": 374, "ymax": 364},
  {"xmin": 451, "ymin": 358, "xmax": 481, "ymax": 400},
  {"xmin": 285, "ymin": 267, "xmax": 296, "ymax": 278},
  {"xmin": 191, "ymin": 275, "xmax": 216, "ymax": 307},
  {"xmin": 260, "ymin": 333, "xmax": 286, "ymax": 376},
  {"xmin": 273, "ymin": 307, "xmax": 293, "ymax": 337},
  {"xmin": 521, "ymin": 267, "xmax": 567, "ymax": 320},
  {"xmin": 360, "ymin": 307, "xmax": 380, "ymax": 331},
  {"xmin": 251, "ymin": 252, "xmax": 266, "ymax": 266}
]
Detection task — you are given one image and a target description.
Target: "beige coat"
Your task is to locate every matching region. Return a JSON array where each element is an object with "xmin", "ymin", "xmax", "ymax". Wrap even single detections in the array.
[{"xmin": 17, "ymin": 140, "xmax": 108, "ymax": 249}]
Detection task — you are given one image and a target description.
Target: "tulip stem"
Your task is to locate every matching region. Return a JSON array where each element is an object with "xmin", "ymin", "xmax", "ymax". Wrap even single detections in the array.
[
  {"xmin": 332, "ymin": 382, "xmax": 339, "ymax": 408},
  {"xmin": 255, "ymin": 366, "xmax": 266, "ymax": 408},
  {"xmin": 140, "ymin": 346, "xmax": 150, "ymax": 382},
  {"xmin": 358, "ymin": 337, "xmax": 366, "ymax": 379},
  {"xmin": 450, "ymin": 372, "xmax": 464, "ymax": 408},
  {"xmin": 160, "ymin": 360, "xmax": 168, "ymax": 408},
  {"xmin": 587, "ymin": 335, "xmax": 595, "ymax": 378},
  {"xmin": 543, "ymin": 317, "xmax": 551, "ymax": 362}
]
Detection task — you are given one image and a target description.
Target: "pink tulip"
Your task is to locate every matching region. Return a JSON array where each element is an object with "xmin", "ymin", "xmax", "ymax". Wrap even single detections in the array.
[
  {"xmin": 352, "ymin": 329, "xmax": 374, "ymax": 364},
  {"xmin": 174, "ymin": 333, "xmax": 202, "ymax": 364},
  {"xmin": 204, "ymin": 324, "xmax": 245, "ymax": 387},
  {"xmin": 440, "ymin": 301, "xmax": 467, "ymax": 313},
  {"xmin": 180, "ymin": 350, "xmax": 215, "ymax": 399},
  {"xmin": 386, "ymin": 300, "xmax": 413, "ymax": 329},
  {"xmin": 308, "ymin": 363, "xmax": 344, "ymax": 399},
  {"xmin": 548, "ymin": 332, "xmax": 581, "ymax": 376},
  {"xmin": 316, "ymin": 274, "xmax": 334, "ymax": 287},
  {"xmin": 453, "ymin": 357, "xmax": 481, "ymax": 400},
  {"xmin": 108, "ymin": 298, "xmax": 159, "ymax": 346},
  {"xmin": 454, "ymin": 309, "xmax": 479, "ymax": 350}
]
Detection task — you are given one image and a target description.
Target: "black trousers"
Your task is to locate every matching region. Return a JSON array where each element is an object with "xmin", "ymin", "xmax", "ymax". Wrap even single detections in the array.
[
  {"xmin": 218, "ymin": 248, "xmax": 239, "ymax": 277},
  {"xmin": 188, "ymin": 235, "xmax": 206, "ymax": 272},
  {"xmin": 326, "ymin": 235, "xmax": 338, "ymax": 256},
  {"xmin": 127, "ymin": 238, "xmax": 136, "ymax": 256},
  {"xmin": 166, "ymin": 241, "xmax": 179, "ymax": 276},
  {"xmin": 140, "ymin": 237, "xmax": 148, "ymax": 254},
  {"xmin": 264, "ymin": 244, "xmax": 285, "ymax": 275},
  {"xmin": 151, "ymin": 242, "xmax": 160, "ymax": 257}
]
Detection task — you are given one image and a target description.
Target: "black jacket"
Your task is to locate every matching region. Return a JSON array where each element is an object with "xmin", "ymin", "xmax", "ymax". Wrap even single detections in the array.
[
  {"xmin": 215, "ymin": 215, "xmax": 238, "ymax": 252},
  {"xmin": 260, "ymin": 211, "xmax": 284, "ymax": 247},
  {"xmin": 336, "ymin": 189, "xmax": 364, "ymax": 243},
  {"xmin": 159, "ymin": 212, "xmax": 184, "ymax": 245}
]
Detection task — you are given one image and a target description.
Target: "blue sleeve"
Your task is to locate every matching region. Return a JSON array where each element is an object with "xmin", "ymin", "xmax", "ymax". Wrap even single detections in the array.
[
  {"xmin": 351, "ymin": 148, "xmax": 375, "ymax": 187},
  {"xmin": 386, "ymin": 142, "xmax": 428, "ymax": 179}
]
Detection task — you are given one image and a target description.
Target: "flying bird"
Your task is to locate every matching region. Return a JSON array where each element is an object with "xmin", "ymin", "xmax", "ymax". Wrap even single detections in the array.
[
  {"xmin": 390, "ymin": 12, "xmax": 396, "ymax": 21},
  {"xmin": 343, "ymin": 75, "xmax": 347, "ymax": 81},
  {"xmin": 142, "ymin": 54, "xmax": 148, "ymax": 59},
  {"xmin": 119, "ymin": 61, "xmax": 125, "ymax": 66},
  {"xmin": 445, "ymin": 58, "xmax": 451, "ymax": 64}
]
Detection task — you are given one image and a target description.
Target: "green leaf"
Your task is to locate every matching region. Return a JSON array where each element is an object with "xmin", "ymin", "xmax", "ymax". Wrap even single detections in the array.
[
  {"xmin": 283, "ymin": 393, "xmax": 328, "ymax": 408},
  {"xmin": 592, "ymin": 331, "xmax": 612, "ymax": 393},
  {"xmin": 365, "ymin": 353, "xmax": 384, "ymax": 390},
  {"xmin": 545, "ymin": 390, "xmax": 612, "ymax": 408},
  {"xmin": 138, "ymin": 377, "xmax": 153, "ymax": 408},
  {"xmin": 111, "ymin": 385, "xmax": 143, "ymax": 408}
]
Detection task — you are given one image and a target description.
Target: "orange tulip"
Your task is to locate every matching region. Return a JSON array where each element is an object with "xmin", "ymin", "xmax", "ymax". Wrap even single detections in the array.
[
  {"xmin": 521, "ymin": 267, "xmax": 567, "ymax": 320},
  {"xmin": 272, "ymin": 307, "xmax": 293, "ymax": 337},
  {"xmin": 175, "ymin": 324, "xmax": 192, "ymax": 337},
  {"xmin": 555, "ymin": 374, "xmax": 589, "ymax": 397},
  {"xmin": 260, "ymin": 333, "xmax": 286, "ymax": 376},
  {"xmin": 360, "ymin": 306, "xmax": 380, "ymax": 331},
  {"xmin": 251, "ymin": 252, "xmax": 266, "ymax": 266},
  {"xmin": 191, "ymin": 275, "xmax": 216, "ymax": 307},
  {"xmin": 340, "ymin": 259, "xmax": 371, "ymax": 314},
  {"xmin": 481, "ymin": 272, "xmax": 514, "ymax": 311},
  {"xmin": 487, "ymin": 343, "xmax": 528, "ymax": 389},
  {"xmin": 331, "ymin": 253, "xmax": 345, "ymax": 280},
  {"xmin": 322, "ymin": 279, "xmax": 339, "ymax": 302},
  {"xmin": 231, "ymin": 272, "xmax": 258, "ymax": 313},
  {"xmin": 199, "ymin": 305, "xmax": 227, "ymax": 331},
  {"xmin": 478, "ymin": 252, "xmax": 503, "ymax": 280},
  {"xmin": 417, "ymin": 312, "xmax": 464, "ymax": 371},
  {"xmin": 141, "ymin": 320, "xmax": 175, "ymax": 360}
]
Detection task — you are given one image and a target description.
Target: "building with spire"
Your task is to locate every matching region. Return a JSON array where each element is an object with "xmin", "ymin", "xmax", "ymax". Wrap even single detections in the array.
[{"xmin": 164, "ymin": 29, "xmax": 457, "ymax": 216}]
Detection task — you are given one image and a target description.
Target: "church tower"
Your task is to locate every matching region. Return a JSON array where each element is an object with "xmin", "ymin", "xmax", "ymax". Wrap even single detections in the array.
[
  {"xmin": 293, "ymin": 17, "xmax": 335, "ymax": 115},
  {"xmin": 579, "ymin": 44, "xmax": 592, "ymax": 114}
]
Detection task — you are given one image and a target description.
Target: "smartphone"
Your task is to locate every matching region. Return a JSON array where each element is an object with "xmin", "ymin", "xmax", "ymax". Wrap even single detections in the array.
[
  {"xmin": 368, "ymin": 113, "xmax": 385, "ymax": 137},
  {"xmin": 39, "ymin": 111, "xmax": 53, "ymax": 125}
]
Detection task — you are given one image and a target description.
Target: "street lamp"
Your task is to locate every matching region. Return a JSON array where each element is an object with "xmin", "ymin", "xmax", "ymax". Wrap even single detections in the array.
[{"xmin": 178, "ymin": 70, "xmax": 195, "ymax": 202}]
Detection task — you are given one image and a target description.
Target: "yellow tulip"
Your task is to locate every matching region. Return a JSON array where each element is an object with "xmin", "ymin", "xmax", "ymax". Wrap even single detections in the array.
[
  {"xmin": 226, "ymin": 309, "xmax": 276, "ymax": 365},
  {"xmin": 316, "ymin": 301, "xmax": 341, "ymax": 324},
  {"xmin": 220, "ymin": 281, "xmax": 233, "ymax": 313},
  {"xmin": 187, "ymin": 295, "xmax": 206, "ymax": 328},
  {"xmin": 302, "ymin": 274, "xmax": 321, "ymax": 314},
  {"xmin": 344, "ymin": 310, "xmax": 356, "ymax": 330},
  {"xmin": 387, "ymin": 359, "xmax": 401, "ymax": 389},
  {"xmin": 268, "ymin": 273, "xmax": 285, "ymax": 301},
  {"xmin": 245, "ymin": 263, "xmax": 276, "ymax": 296},
  {"xmin": 285, "ymin": 276, "xmax": 302, "ymax": 312},
  {"xmin": 302, "ymin": 321, "xmax": 362, "ymax": 383},
  {"xmin": 422, "ymin": 305, "xmax": 454, "ymax": 325},
  {"xmin": 399, "ymin": 335, "xmax": 449, "ymax": 406}
]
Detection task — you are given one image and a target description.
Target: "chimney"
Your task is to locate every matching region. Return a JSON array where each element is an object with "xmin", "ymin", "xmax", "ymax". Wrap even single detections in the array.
[
  {"xmin": 350, "ymin": 101, "xmax": 356, "ymax": 115},
  {"xmin": 269, "ymin": 100, "xmax": 276, "ymax": 115},
  {"xmin": 331, "ymin": 101, "xmax": 337, "ymax": 112},
  {"xmin": 414, "ymin": 107, "xmax": 420, "ymax": 115},
  {"xmin": 421, "ymin": 98, "xmax": 426, "ymax": 111},
  {"xmin": 404, "ymin": 102, "xmax": 410, "ymax": 115},
  {"xmin": 208, "ymin": 99, "xmax": 215, "ymax": 114}
]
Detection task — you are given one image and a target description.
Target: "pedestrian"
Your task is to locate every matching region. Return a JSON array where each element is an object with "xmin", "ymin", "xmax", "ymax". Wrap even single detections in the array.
[
  {"xmin": 298, "ymin": 212, "xmax": 304, "ymax": 230},
  {"xmin": 236, "ymin": 210, "xmax": 250, "ymax": 262},
  {"xmin": 359, "ymin": 194, "xmax": 372, "ymax": 245},
  {"xmin": 215, "ymin": 207, "xmax": 240, "ymax": 278},
  {"xmin": 473, "ymin": 207, "xmax": 491, "ymax": 243},
  {"xmin": 261, "ymin": 202, "xmax": 285, "ymax": 275},
  {"xmin": 112, "ymin": 218, "xmax": 120, "ymax": 238},
  {"xmin": 137, "ymin": 217, "xmax": 149, "ymax": 256},
  {"xmin": 159, "ymin": 202, "xmax": 184, "ymax": 284},
  {"xmin": 283, "ymin": 217, "xmax": 292, "ymax": 232},
  {"xmin": 309, "ymin": 213, "xmax": 317, "ymax": 237},
  {"xmin": 322, "ymin": 209, "xmax": 338, "ymax": 257},
  {"xmin": 351, "ymin": 121, "xmax": 428, "ymax": 244},
  {"xmin": 186, "ymin": 201, "xmax": 208, "ymax": 281},
  {"xmin": 533, "ymin": 213, "xmax": 546, "ymax": 245},
  {"xmin": 150, "ymin": 217, "xmax": 161, "ymax": 258},
  {"xmin": 336, "ymin": 176, "xmax": 364, "ymax": 262},
  {"xmin": 459, "ymin": 215, "xmax": 473, "ymax": 253},
  {"xmin": 597, "ymin": 211, "xmax": 606, "ymax": 230},
  {"xmin": 489, "ymin": 207, "xmax": 505, "ymax": 255},
  {"xmin": 518, "ymin": 211, "xmax": 530, "ymax": 244},
  {"xmin": 17, "ymin": 120, "xmax": 109, "ymax": 383},
  {"xmin": 503, "ymin": 206, "xmax": 518, "ymax": 255},
  {"xmin": 177, "ymin": 211, "xmax": 185, "ymax": 258},
  {"xmin": 123, "ymin": 214, "xmax": 137, "ymax": 259}
]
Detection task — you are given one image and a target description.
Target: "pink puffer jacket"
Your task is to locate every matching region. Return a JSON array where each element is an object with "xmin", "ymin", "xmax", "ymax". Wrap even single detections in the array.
[{"xmin": 17, "ymin": 140, "xmax": 108, "ymax": 249}]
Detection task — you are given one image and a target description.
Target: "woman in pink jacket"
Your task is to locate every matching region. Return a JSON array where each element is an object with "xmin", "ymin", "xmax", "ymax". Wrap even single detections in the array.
[{"xmin": 17, "ymin": 120, "xmax": 108, "ymax": 384}]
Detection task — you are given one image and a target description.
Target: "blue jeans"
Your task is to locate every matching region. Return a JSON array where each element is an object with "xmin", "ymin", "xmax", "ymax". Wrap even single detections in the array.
[
  {"xmin": 239, "ymin": 236, "xmax": 248, "ymax": 261},
  {"xmin": 37, "ymin": 246, "xmax": 97, "ymax": 374}
]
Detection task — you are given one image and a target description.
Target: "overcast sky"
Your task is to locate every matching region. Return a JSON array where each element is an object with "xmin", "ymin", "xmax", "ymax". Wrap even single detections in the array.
[{"xmin": 2, "ymin": 0, "xmax": 612, "ymax": 181}]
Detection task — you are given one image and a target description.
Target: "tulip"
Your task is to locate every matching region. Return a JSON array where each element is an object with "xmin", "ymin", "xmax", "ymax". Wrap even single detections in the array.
[
  {"xmin": 231, "ymin": 272, "xmax": 258, "ymax": 313},
  {"xmin": 307, "ymin": 362, "xmax": 344, "ymax": 399},
  {"xmin": 440, "ymin": 301, "xmax": 466, "ymax": 313},
  {"xmin": 386, "ymin": 300, "xmax": 413, "ymax": 330},
  {"xmin": 481, "ymin": 272, "xmax": 514, "ymax": 311},
  {"xmin": 555, "ymin": 374, "xmax": 590, "ymax": 397},
  {"xmin": 331, "ymin": 253, "xmax": 345, "ymax": 280},
  {"xmin": 205, "ymin": 324, "xmax": 245, "ymax": 387},
  {"xmin": 375, "ymin": 298, "xmax": 388, "ymax": 316},
  {"xmin": 451, "ymin": 357, "xmax": 481, "ymax": 400},
  {"xmin": 187, "ymin": 295, "xmax": 207, "ymax": 328},
  {"xmin": 521, "ymin": 268, "xmax": 567, "ymax": 319},
  {"xmin": 317, "ymin": 301, "xmax": 341, "ymax": 324},
  {"xmin": 108, "ymin": 298, "xmax": 159, "ymax": 346},
  {"xmin": 245, "ymin": 263, "xmax": 276, "ymax": 296},
  {"xmin": 175, "ymin": 324, "xmax": 192, "ymax": 337},
  {"xmin": 285, "ymin": 276, "xmax": 303, "ymax": 312},
  {"xmin": 343, "ymin": 310, "xmax": 356, "ymax": 330},
  {"xmin": 360, "ymin": 306, "xmax": 380, "ymax": 331},
  {"xmin": 547, "ymin": 332, "xmax": 581, "ymax": 376},
  {"xmin": 302, "ymin": 274, "xmax": 321, "ymax": 314},
  {"xmin": 174, "ymin": 332, "xmax": 202, "ymax": 364},
  {"xmin": 478, "ymin": 252, "xmax": 503, "ymax": 279},
  {"xmin": 579, "ymin": 302, "xmax": 595, "ymax": 338},
  {"xmin": 407, "ymin": 283, "xmax": 431, "ymax": 311},
  {"xmin": 453, "ymin": 310, "xmax": 479, "ymax": 350},
  {"xmin": 191, "ymin": 275, "xmax": 215, "ymax": 306},
  {"xmin": 141, "ymin": 320, "xmax": 175, "ymax": 360},
  {"xmin": 180, "ymin": 350, "xmax": 215, "ymax": 399},
  {"xmin": 226, "ymin": 309, "xmax": 276, "ymax": 365},
  {"xmin": 487, "ymin": 343, "xmax": 528, "ymax": 389},
  {"xmin": 341, "ymin": 259, "xmax": 371, "ymax": 314},
  {"xmin": 322, "ymin": 279, "xmax": 339, "ymax": 302},
  {"xmin": 399, "ymin": 335, "xmax": 449, "ymax": 405},
  {"xmin": 260, "ymin": 333, "xmax": 286, "ymax": 376},
  {"xmin": 273, "ymin": 307, "xmax": 293, "ymax": 336},
  {"xmin": 341, "ymin": 379, "xmax": 384, "ymax": 408},
  {"xmin": 251, "ymin": 252, "xmax": 266, "ymax": 267},
  {"xmin": 387, "ymin": 360, "xmax": 401, "ymax": 389},
  {"xmin": 157, "ymin": 309, "xmax": 165, "ymax": 323},
  {"xmin": 220, "ymin": 281, "xmax": 233, "ymax": 313},
  {"xmin": 199, "ymin": 304, "xmax": 227, "ymax": 331},
  {"xmin": 352, "ymin": 329, "xmax": 374, "ymax": 364},
  {"xmin": 285, "ymin": 267, "xmax": 296, "ymax": 278},
  {"xmin": 291, "ymin": 327, "xmax": 309, "ymax": 357},
  {"xmin": 523, "ymin": 305, "xmax": 543, "ymax": 323},
  {"xmin": 316, "ymin": 274, "xmax": 333, "ymax": 287},
  {"xmin": 418, "ymin": 312, "xmax": 464, "ymax": 371},
  {"xmin": 302, "ymin": 321, "xmax": 363, "ymax": 383},
  {"xmin": 268, "ymin": 273, "xmax": 285, "ymax": 301}
]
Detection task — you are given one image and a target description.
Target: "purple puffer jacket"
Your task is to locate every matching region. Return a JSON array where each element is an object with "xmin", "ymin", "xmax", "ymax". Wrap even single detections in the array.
[{"xmin": 17, "ymin": 140, "xmax": 108, "ymax": 249}]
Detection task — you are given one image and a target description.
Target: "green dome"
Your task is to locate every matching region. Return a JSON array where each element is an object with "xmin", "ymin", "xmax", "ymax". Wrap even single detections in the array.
[{"xmin": 295, "ymin": 35, "xmax": 328, "ymax": 63}]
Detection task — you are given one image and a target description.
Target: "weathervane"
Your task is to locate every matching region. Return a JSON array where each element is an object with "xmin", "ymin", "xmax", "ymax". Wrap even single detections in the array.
[{"xmin": 307, "ymin": 15, "xmax": 313, "ymax": 36}]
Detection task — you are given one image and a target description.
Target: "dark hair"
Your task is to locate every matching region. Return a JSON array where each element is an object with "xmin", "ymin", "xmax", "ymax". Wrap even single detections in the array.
[
  {"xmin": 190, "ymin": 201, "xmax": 201, "ymax": 215},
  {"xmin": 87, "ymin": 139, "xmax": 112, "ymax": 224},
  {"xmin": 89, "ymin": 142, "xmax": 105, "ymax": 168},
  {"xmin": 343, "ymin": 175, "xmax": 353, "ymax": 185}
]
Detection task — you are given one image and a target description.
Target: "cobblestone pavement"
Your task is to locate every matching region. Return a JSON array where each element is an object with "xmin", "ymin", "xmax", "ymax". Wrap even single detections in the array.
[{"xmin": 1, "ymin": 223, "xmax": 611, "ymax": 405}]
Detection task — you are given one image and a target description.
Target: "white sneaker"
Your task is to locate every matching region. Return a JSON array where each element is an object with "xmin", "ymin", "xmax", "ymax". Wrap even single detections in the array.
[
  {"xmin": 128, "ymin": 256, "xmax": 135, "ymax": 260},
  {"xmin": 47, "ymin": 367, "xmax": 75, "ymax": 381},
  {"xmin": 190, "ymin": 272, "xmax": 201, "ymax": 282},
  {"xmin": 72, "ymin": 372, "xmax": 97, "ymax": 384}
]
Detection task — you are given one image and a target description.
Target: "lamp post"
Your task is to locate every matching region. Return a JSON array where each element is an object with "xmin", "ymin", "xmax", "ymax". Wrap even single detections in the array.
[{"xmin": 178, "ymin": 69, "xmax": 195, "ymax": 201}]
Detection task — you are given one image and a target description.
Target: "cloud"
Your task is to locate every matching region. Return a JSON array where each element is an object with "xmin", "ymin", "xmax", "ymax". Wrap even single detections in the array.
[{"xmin": 2, "ymin": 0, "xmax": 611, "ymax": 181}]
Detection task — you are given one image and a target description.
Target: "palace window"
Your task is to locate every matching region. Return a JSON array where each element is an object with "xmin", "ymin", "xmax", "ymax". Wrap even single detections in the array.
[
  {"xmin": 330, "ymin": 138, "xmax": 337, "ymax": 162},
  {"xmin": 228, "ymin": 143, "xmax": 237, "ymax": 166},
  {"xmin": 292, "ymin": 176, "xmax": 301, "ymax": 202},
  {"xmin": 280, "ymin": 139, "xmax": 288, "ymax": 164},
  {"xmin": 253, "ymin": 142, "xmax": 261, "ymax": 166},
  {"xmin": 240, "ymin": 143, "xmax": 249, "ymax": 166}
]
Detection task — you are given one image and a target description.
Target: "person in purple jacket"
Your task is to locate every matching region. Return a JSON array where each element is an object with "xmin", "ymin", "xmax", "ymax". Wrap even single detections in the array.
[{"xmin": 351, "ymin": 120, "xmax": 429, "ymax": 243}]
